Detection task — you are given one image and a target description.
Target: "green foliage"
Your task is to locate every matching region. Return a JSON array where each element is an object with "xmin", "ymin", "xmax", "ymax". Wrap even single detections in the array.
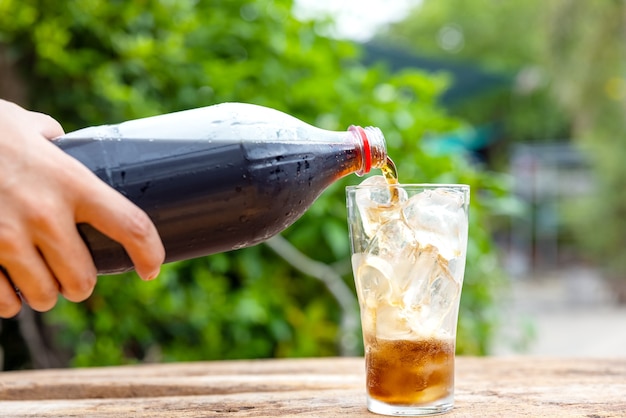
[
  {"xmin": 0, "ymin": 0, "xmax": 508, "ymax": 366},
  {"xmin": 380, "ymin": 0, "xmax": 543, "ymax": 72},
  {"xmin": 378, "ymin": 0, "xmax": 571, "ymax": 146},
  {"xmin": 543, "ymin": 0, "xmax": 626, "ymax": 283}
]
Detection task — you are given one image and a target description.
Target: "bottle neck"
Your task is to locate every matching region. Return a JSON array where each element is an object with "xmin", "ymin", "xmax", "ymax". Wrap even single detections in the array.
[{"xmin": 348, "ymin": 125, "xmax": 387, "ymax": 176}]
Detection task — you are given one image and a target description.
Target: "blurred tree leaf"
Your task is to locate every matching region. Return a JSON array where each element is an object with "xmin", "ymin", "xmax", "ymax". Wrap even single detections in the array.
[
  {"xmin": 378, "ymin": 0, "xmax": 571, "ymax": 154},
  {"xmin": 0, "ymin": 0, "xmax": 509, "ymax": 367}
]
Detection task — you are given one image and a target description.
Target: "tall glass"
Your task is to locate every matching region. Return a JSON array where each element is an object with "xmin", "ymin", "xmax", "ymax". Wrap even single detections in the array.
[{"xmin": 346, "ymin": 180, "xmax": 469, "ymax": 416}]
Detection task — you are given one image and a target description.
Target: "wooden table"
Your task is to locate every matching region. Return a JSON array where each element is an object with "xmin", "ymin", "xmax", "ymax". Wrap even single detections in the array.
[{"xmin": 1, "ymin": 357, "xmax": 625, "ymax": 417}]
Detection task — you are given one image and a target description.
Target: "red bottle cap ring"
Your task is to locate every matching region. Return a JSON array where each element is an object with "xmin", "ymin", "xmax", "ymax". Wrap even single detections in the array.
[{"xmin": 349, "ymin": 125, "xmax": 371, "ymax": 174}]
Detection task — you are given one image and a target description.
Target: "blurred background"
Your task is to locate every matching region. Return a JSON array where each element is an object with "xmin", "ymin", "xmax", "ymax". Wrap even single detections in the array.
[{"xmin": 1, "ymin": 0, "xmax": 625, "ymax": 370}]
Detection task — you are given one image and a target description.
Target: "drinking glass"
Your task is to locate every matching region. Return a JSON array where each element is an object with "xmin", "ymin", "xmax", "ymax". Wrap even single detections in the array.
[{"xmin": 346, "ymin": 181, "xmax": 469, "ymax": 416}]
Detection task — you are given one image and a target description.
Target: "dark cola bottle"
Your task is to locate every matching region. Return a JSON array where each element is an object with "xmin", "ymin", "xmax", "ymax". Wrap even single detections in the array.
[{"xmin": 54, "ymin": 102, "xmax": 388, "ymax": 274}]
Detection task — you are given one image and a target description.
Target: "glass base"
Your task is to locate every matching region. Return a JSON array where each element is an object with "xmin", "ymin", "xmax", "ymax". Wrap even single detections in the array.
[{"xmin": 367, "ymin": 395, "xmax": 454, "ymax": 416}]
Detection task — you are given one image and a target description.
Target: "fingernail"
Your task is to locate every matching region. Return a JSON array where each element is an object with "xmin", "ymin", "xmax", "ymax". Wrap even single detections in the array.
[{"xmin": 142, "ymin": 268, "xmax": 160, "ymax": 281}]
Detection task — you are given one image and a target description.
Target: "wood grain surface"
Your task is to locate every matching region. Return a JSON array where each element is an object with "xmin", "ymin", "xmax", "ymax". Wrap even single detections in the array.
[{"xmin": 1, "ymin": 356, "xmax": 625, "ymax": 417}]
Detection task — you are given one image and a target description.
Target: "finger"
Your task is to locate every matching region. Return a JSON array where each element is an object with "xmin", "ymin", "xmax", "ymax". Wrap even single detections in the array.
[
  {"xmin": 76, "ymin": 182, "xmax": 164, "ymax": 281},
  {"xmin": 0, "ymin": 267, "xmax": 21, "ymax": 318},
  {"xmin": 28, "ymin": 110, "xmax": 65, "ymax": 139},
  {"xmin": 35, "ymin": 214, "xmax": 97, "ymax": 303},
  {"xmin": 5, "ymin": 243, "xmax": 60, "ymax": 312}
]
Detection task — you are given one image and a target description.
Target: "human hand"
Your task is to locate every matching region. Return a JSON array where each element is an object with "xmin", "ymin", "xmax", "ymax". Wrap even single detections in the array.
[{"xmin": 0, "ymin": 100, "xmax": 165, "ymax": 318}]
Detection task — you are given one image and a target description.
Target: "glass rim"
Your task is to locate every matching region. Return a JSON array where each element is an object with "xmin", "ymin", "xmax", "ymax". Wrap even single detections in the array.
[{"xmin": 346, "ymin": 183, "xmax": 469, "ymax": 191}]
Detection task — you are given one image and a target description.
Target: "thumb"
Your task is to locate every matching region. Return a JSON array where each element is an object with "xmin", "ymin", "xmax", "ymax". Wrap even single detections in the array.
[{"xmin": 28, "ymin": 110, "xmax": 65, "ymax": 140}]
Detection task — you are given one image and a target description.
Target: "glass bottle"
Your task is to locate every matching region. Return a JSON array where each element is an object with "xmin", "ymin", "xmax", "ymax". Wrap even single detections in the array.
[{"xmin": 54, "ymin": 102, "xmax": 388, "ymax": 274}]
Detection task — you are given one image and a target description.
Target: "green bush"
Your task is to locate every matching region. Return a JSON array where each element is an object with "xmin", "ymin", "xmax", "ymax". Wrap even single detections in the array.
[{"xmin": 0, "ymin": 0, "xmax": 507, "ymax": 367}]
